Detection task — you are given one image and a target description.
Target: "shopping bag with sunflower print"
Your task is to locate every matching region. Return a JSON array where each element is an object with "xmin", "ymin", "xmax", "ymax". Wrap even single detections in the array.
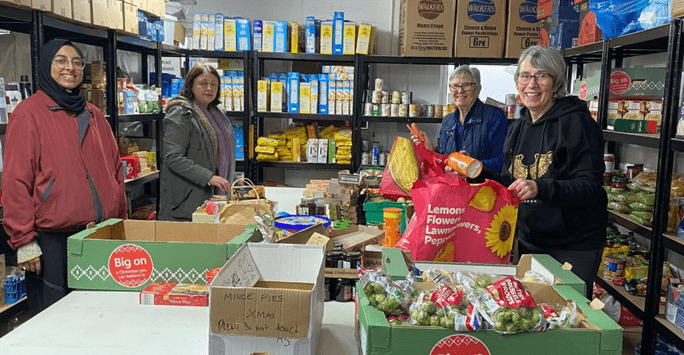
[{"xmin": 394, "ymin": 173, "xmax": 520, "ymax": 264}]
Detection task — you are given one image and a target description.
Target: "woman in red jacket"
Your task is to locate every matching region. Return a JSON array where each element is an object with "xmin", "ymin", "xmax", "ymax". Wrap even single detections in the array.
[{"xmin": 2, "ymin": 39, "xmax": 127, "ymax": 315}]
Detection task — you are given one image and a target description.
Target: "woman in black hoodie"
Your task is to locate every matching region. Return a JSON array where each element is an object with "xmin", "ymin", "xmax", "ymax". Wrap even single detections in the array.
[{"xmin": 474, "ymin": 45, "xmax": 608, "ymax": 299}]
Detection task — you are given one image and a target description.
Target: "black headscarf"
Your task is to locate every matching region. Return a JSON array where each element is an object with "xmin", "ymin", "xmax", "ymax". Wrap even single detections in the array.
[{"xmin": 38, "ymin": 39, "xmax": 87, "ymax": 115}]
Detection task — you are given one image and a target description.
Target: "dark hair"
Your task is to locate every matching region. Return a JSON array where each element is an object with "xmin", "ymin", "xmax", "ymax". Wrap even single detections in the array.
[{"xmin": 179, "ymin": 62, "xmax": 222, "ymax": 107}]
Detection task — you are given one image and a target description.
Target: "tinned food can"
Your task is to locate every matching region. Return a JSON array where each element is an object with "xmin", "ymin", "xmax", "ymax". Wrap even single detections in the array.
[
  {"xmin": 398, "ymin": 104, "xmax": 409, "ymax": 117},
  {"xmin": 447, "ymin": 152, "xmax": 482, "ymax": 178},
  {"xmin": 372, "ymin": 104, "xmax": 380, "ymax": 116},
  {"xmin": 401, "ymin": 91, "xmax": 412, "ymax": 105},
  {"xmin": 364, "ymin": 102, "xmax": 373, "ymax": 116},
  {"xmin": 382, "ymin": 207, "xmax": 402, "ymax": 247},
  {"xmin": 371, "ymin": 90, "xmax": 382, "ymax": 104},
  {"xmin": 390, "ymin": 104, "xmax": 399, "ymax": 117},
  {"xmin": 381, "ymin": 103, "xmax": 391, "ymax": 116},
  {"xmin": 391, "ymin": 91, "xmax": 402, "ymax": 104},
  {"xmin": 380, "ymin": 91, "xmax": 390, "ymax": 104},
  {"xmin": 434, "ymin": 104, "xmax": 443, "ymax": 117},
  {"xmin": 409, "ymin": 104, "xmax": 420, "ymax": 117},
  {"xmin": 426, "ymin": 105, "xmax": 435, "ymax": 117}
]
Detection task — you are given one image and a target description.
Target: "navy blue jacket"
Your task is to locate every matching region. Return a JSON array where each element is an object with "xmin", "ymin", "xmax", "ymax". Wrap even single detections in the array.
[{"xmin": 438, "ymin": 98, "xmax": 508, "ymax": 172}]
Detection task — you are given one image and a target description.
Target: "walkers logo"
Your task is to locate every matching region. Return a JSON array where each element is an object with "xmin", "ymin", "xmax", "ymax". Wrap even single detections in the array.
[
  {"xmin": 468, "ymin": 0, "xmax": 496, "ymax": 22},
  {"xmin": 519, "ymin": 0, "xmax": 538, "ymax": 24},
  {"xmin": 418, "ymin": 0, "xmax": 445, "ymax": 20}
]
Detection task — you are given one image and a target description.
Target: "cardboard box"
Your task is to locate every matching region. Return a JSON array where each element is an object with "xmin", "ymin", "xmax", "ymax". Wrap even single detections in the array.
[
  {"xmin": 7, "ymin": 0, "xmax": 31, "ymax": 7},
  {"xmin": 666, "ymin": 281, "xmax": 684, "ymax": 332},
  {"xmin": 454, "ymin": 0, "xmax": 506, "ymax": 58},
  {"xmin": 208, "ymin": 243, "xmax": 325, "ymax": 355},
  {"xmin": 67, "ymin": 219, "xmax": 260, "ymax": 291},
  {"xmin": 52, "ymin": 0, "xmax": 72, "ymax": 19},
  {"xmin": 574, "ymin": 67, "xmax": 666, "ymax": 100},
  {"xmin": 140, "ymin": 282, "xmax": 209, "ymax": 307},
  {"xmin": 675, "ymin": 0, "xmax": 684, "ymax": 18},
  {"xmin": 397, "ymin": 0, "xmax": 456, "ymax": 57},
  {"xmin": 122, "ymin": 2, "xmax": 138, "ymax": 35},
  {"xmin": 91, "ymin": 0, "xmax": 108, "ymax": 27},
  {"xmin": 577, "ymin": 0, "xmax": 602, "ymax": 46},
  {"xmin": 146, "ymin": 0, "xmax": 163, "ymax": 17},
  {"xmin": 110, "ymin": 0, "xmax": 124, "ymax": 30},
  {"xmin": 276, "ymin": 224, "xmax": 384, "ymax": 253},
  {"xmin": 358, "ymin": 250, "xmax": 621, "ymax": 355},
  {"xmin": 355, "ymin": 23, "xmax": 377, "ymax": 55},
  {"xmin": 332, "ymin": 11, "xmax": 344, "ymax": 55},
  {"xmin": 505, "ymin": 0, "xmax": 540, "ymax": 58},
  {"xmin": 174, "ymin": 21, "xmax": 186, "ymax": 46},
  {"xmin": 31, "ymin": 0, "xmax": 51, "ymax": 11},
  {"xmin": 608, "ymin": 119, "xmax": 658, "ymax": 133},
  {"xmin": 320, "ymin": 20, "xmax": 333, "ymax": 54}
]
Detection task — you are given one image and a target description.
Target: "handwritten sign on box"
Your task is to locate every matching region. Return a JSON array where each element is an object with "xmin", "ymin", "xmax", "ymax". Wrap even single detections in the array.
[
  {"xmin": 213, "ymin": 246, "xmax": 261, "ymax": 288},
  {"xmin": 210, "ymin": 280, "xmax": 313, "ymax": 339}
]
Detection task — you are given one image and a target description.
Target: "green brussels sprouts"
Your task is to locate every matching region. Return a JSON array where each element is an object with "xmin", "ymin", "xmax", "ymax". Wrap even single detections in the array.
[
  {"xmin": 416, "ymin": 310, "xmax": 431, "ymax": 326},
  {"xmin": 421, "ymin": 301, "xmax": 437, "ymax": 314},
  {"xmin": 436, "ymin": 308, "xmax": 445, "ymax": 318},
  {"xmin": 430, "ymin": 315, "xmax": 441, "ymax": 327},
  {"xmin": 373, "ymin": 283, "xmax": 385, "ymax": 294}
]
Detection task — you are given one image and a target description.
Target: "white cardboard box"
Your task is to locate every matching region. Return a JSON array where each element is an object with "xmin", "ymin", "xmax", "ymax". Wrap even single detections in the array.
[{"xmin": 208, "ymin": 243, "xmax": 325, "ymax": 355}]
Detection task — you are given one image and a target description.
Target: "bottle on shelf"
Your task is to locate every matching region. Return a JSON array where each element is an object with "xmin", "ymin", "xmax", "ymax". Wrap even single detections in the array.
[{"xmin": 19, "ymin": 74, "xmax": 31, "ymax": 100}]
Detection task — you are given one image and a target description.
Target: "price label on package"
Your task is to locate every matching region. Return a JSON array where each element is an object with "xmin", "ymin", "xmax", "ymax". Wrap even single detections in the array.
[{"xmin": 213, "ymin": 246, "xmax": 261, "ymax": 288}]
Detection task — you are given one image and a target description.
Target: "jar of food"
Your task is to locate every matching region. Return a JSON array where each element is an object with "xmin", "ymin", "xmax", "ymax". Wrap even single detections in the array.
[
  {"xmin": 611, "ymin": 176, "xmax": 627, "ymax": 190},
  {"xmin": 325, "ymin": 278, "xmax": 337, "ymax": 302},
  {"xmin": 326, "ymin": 251, "xmax": 344, "ymax": 268},
  {"xmin": 603, "ymin": 154, "xmax": 615, "ymax": 173},
  {"xmin": 626, "ymin": 165, "xmax": 639, "ymax": 180},
  {"xmin": 634, "ymin": 164, "xmax": 644, "ymax": 176},
  {"xmin": 299, "ymin": 198, "xmax": 316, "ymax": 215},
  {"xmin": 344, "ymin": 251, "xmax": 362, "ymax": 269},
  {"xmin": 335, "ymin": 278, "xmax": 354, "ymax": 302}
]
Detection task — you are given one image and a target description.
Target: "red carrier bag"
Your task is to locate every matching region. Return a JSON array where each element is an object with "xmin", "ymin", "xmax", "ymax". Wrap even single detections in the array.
[{"xmin": 395, "ymin": 173, "xmax": 520, "ymax": 264}]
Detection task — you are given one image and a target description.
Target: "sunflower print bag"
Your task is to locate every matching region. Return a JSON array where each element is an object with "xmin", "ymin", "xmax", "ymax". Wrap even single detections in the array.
[{"xmin": 395, "ymin": 173, "xmax": 520, "ymax": 264}]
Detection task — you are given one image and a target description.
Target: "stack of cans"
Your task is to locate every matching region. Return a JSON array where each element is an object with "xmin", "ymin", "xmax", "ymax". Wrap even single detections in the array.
[{"xmin": 363, "ymin": 78, "xmax": 453, "ymax": 118}]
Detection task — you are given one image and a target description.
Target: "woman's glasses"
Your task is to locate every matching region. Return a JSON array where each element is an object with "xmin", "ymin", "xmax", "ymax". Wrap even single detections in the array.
[
  {"xmin": 53, "ymin": 56, "xmax": 86, "ymax": 70},
  {"xmin": 449, "ymin": 82, "xmax": 475, "ymax": 92},
  {"xmin": 517, "ymin": 72, "xmax": 552, "ymax": 85}
]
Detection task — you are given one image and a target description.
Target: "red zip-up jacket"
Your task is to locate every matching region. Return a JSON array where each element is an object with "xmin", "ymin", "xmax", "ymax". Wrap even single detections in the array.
[{"xmin": 2, "ymin": 90, "xmax": 127, "ymax": 249}]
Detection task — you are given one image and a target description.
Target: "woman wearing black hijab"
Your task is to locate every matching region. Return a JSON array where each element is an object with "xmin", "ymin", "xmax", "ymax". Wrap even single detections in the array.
[{"xmin": 2, "ymin": 39, "xmax": 127, "ymax": 315}]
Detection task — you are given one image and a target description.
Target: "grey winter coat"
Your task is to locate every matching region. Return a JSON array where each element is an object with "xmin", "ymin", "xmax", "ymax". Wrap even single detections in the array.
[{"xmin": 158, "ymin": 97, "xmax": 219, "ymax": 221}]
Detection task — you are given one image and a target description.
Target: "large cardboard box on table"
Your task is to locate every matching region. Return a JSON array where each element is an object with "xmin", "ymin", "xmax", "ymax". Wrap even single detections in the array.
[
  {"xmin": 67, "ymin": 219, "xmax": 260, "ymax": 291},
  {"xmin": 208, "ymin": 243, "xmax": 325, "ymax": 355},
  {"xmin": 397, "ymin": 0, "xmax": 456, "ymax": 57},
  {"xmin": 505, "ymin": 0, "xmax": 540, "ymax": 58},
  {"xmin": 358, "ymin": 249, "xmax": 622, "ymax": 355},
  {"xmin": 453, "ymin": 0, "xmax": 506, "ymax": 58}
]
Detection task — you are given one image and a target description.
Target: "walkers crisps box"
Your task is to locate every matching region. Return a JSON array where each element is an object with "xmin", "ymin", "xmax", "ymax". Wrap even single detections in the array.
[
  {"xmin": 208, "ymin": 243, "xmax": 325, "ymax": 355},
  {"xmin": 397, "ymin": 0, "xmax": 457, "ymax": 57},
  {"xmin": 454, "ymin": 0, "xmax": 507, "ymax": 58},
  {"xmin": 505, "ymin": 0, "xmax": 540, "ymax": 58},
  {"xmin": 358, "ymin": 249, "xmax": 622, "ymax": 355},
  {"xmin": 67, "ymin": 219, "xmax": 260, "ymax": 291}
]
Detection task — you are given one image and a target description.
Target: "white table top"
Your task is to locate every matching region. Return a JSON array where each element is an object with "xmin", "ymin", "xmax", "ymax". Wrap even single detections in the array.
[{"xmin": 0, "ymin": 291, "xmax": 358, "ymax": 355}]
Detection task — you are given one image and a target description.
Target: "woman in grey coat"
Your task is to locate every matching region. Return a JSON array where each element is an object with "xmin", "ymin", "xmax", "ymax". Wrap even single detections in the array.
[{"xmin": 158, "ymin": 62, "xmax": 236, "ymax": 221}]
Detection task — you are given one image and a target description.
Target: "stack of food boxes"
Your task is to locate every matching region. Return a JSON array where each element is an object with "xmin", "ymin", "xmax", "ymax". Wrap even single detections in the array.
[{"xmin": 191, "ymin": 11, "xmax": 376, "ymax": 55}]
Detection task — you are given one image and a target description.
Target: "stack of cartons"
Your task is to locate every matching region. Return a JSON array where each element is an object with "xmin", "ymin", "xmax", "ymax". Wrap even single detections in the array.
[
  {"xmin": 454, "ymin": 0, "xmax": 507, "ymax": 58},
  {"xmin": 72, "ymin": 0, "xmax": 91, "ymax": 24},
  {"xmin": 397, "ymin": 0, "xmax": 456, "ymax": 57},
  {"xmin": 505, "ymin": 0, "xmax": 540, "ymax": 58},
  {"xmin": 51, "ymin": 0, "xmax": 72, "ymax": 19}
]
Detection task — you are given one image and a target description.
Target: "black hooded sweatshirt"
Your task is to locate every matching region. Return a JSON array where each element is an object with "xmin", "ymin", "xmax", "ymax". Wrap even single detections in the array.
[{"xmin": 481, "ymin": 96, "xmax": 608, "ymax": 251}]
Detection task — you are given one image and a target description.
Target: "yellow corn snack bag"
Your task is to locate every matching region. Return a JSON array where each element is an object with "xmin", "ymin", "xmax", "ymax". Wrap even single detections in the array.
[
  {"xmin": 387, "ymin": 136, "xmax": 418, "ymax": 194},
  {"xmin": 257, "ymin": 137, "xmax": 286, "ymax": 147},
  {"xmin": 255, "ymin": 145, "xmax": 276, "ymax": 154}
]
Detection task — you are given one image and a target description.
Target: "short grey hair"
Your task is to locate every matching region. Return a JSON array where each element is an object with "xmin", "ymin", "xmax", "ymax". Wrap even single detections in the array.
[
  {"xmin": 449, "ymin": 65, "xmax": 482, "ymax": 94},
  {"xmin": 515, "ymin": 45, "xmax": 567, "ymax": 98}
]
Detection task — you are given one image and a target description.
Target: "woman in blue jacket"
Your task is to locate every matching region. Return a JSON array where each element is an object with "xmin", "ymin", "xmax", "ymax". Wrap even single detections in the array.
[{"xmin": 412, "ymin": 65, "xmax": 508, "ymax": 172}]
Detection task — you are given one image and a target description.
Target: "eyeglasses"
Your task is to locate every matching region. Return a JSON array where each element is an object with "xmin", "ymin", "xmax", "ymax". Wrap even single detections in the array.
[
  {"xmin": 449, "ymin": 82, "xmax": 476, "ymax": 92},
  {"xmin": 517, "ymin": 72, "xmax": 552, "ymax": 85},
  {"xmin": 52, "ymin": 56, "xmax": 85, "ymax": 70},
  {"xmin": 195, "ymin": 81, "xmax": 219, "ymax": 89}
]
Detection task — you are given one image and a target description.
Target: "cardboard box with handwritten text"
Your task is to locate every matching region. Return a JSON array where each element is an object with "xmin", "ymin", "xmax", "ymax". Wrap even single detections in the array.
[{"xmin": 208, "ymin": 243, "xmax": 325, "ymax": 355}]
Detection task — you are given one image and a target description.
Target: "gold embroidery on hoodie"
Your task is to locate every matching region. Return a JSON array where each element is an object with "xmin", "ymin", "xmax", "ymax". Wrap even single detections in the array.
[{"xmin": 509, "ymin": 151, "xmax": 554, "ymax": 179}]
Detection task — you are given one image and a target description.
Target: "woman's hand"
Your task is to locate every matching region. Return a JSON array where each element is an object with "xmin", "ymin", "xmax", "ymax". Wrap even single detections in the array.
[
  {"xmin": 410, "ymin": 132, "xmax": 435, "ymax": 151},
  {"xmin": 509, "ymin": 179, "xmax": 538, "ymax": 201},
  {"xmin": 208, "ymin": 175, "xmax": 230, "ymax": 192},
  {"xmin": 18, "ymin": 256, "xmax": 41, "ymax": 275}
]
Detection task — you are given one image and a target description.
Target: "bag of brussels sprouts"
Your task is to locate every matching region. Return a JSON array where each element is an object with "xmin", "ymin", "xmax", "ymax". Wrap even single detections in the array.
[{"xmin": 359, "ymin": 269, "xmax": 413, "ymax": 316}]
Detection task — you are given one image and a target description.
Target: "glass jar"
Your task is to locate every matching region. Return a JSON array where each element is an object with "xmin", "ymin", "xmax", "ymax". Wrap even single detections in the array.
[
  {"xmin": 335, "ymin": 278, "xmax": 354, "ymax": 302},
  {"xmin": 612, "ymin": 176, "xmax": 627, "ymax": 190},
  {"xmin": 344, "ymin": 251, "xmax": 362, "ymax": 269},
  {"xmin": 626, "ymin": 165, "xmax": 639, "ymax": 180},
  {"xmin": 326, "ymin": 251, "xmax": 344, "ymax": 268},
  {"xmin": 604, "ymin": 154, "xmax": 615, "ymax": 173},
  {"xmin": 324, "ymin": 278, "xmax": 336, "ymax": 302},
  {"xmin": 299, "ymin": 198, "xmax": 316, "ymax": 215}
]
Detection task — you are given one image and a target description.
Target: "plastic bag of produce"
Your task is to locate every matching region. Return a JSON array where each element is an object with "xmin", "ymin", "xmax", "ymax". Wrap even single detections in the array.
[
  {"xmin": 455, "ymin": 272, "xmax": 547, "ymax": 334},
  {"xmin": 359, "ymin": 269, "xmax": 413, "ymax": 316},
  {"xmin": 395, "ymin": 173, "xmax": 519, "ymax": 263}
]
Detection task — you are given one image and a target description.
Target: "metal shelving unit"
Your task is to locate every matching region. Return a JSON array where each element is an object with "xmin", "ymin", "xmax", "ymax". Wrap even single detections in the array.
[
  {"xmin": 251, "ymin": 52, "xmax": 357, "ymax": 183},
  {"xmin": 565, "ymin": 20, "xmax": 684, "ymax": 355}
]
